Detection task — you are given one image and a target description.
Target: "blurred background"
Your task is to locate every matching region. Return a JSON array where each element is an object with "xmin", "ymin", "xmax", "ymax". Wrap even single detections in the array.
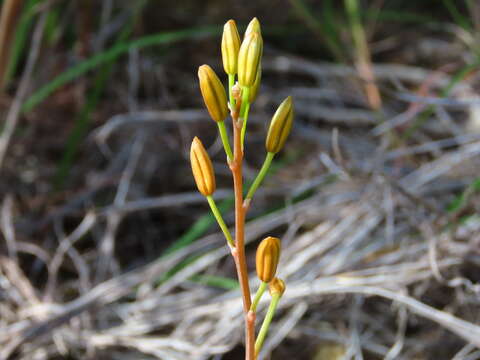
[{"xmin": 1, "ymin": 0, "xmax": 480, "ymax": 359}]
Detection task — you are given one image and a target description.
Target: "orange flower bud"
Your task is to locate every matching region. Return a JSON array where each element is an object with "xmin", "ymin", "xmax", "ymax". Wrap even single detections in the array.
[
  {"xmin": 221, "ymin": 20, "xmax": 241, "ymax": 75},
  {"xmin": 265, "ymin": 96, "xmax": 294, "ymax": 154},
  {"xmin": 249, "ymin": 65, "xmax": 261, "ymax": 103},
  {"xmin": 238, "ymin": 32, "xmax": 263, "ymax": 87},
  {"xmin": 269, "ymin": 277, "xmax": 286, "ymax": 296},
  {"xmin": 198, "ymin": 65, "xmax": 228, "ymax": 122},
  {"xmin": 190, "ymin": 137, "xmax": 216, "ymax": 196},
  {"xmin": 256, "ymin": 236, "xmax": 281, "ymax": 283}
]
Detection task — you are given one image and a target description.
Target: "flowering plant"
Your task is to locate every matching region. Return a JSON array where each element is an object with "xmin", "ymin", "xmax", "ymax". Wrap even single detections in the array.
[{"xmin": 191, "ymin": 18, "xmax": 293, "ymax": 360}]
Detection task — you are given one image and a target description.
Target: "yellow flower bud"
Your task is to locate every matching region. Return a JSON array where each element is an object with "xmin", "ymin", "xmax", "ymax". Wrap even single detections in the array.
[
  {"xmin": 238, "ymin": 32, "xmax": 263, "ymax": 87},
  {"xmin": 245, "ymin": 17, "xmax": 261, "ymax": 38},
  {"xmin": 190, "ymin": 137, "xmax": 216, "ymax": 196},
  {"xmin": 221, "ymin": 20, "xmax": 241, "ymax": 75},
  {"xmin": 256, "ymin": 236, "xmax": 281, "ymax": 283},
  {"xmin": 243, "ymin": 18, "xmax": 262, "ymax": 92},
  {"xmin": 265, "ymin": 96, "xmax": 294, "ymax": 154},
  {"xmin": 249, "ymin": 65, "xmax": 261, "ymax": 103},
  {"xmin": 198, "ymin": 65, "xmax": 228, "ymax": 122},
  {"xmin": 269, "ymin": 277, "xmax": 286, "ymax": 296}
]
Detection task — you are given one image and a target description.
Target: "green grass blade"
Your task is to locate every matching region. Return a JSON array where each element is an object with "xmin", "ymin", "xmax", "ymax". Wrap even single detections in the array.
[
  {"xmin": 442, "ymin": 0, "xmax": 472, "ymax": 31},
  {"xmin": 288, "ymin": 0, "xmax": 346, "ymax": 62},
  {"xmin": 321, "ymin": 0, "xmax": 344, "ymax": 56},
  {"xmin": 190, "ymin": 274, "xmax": 239, "ymax": 290},
  {"xmin": 54, "ymin": 66, "xmax": 112, "ymax": 188},
  {"xmin": 43, "ymin": 2, "xmax": 60, "ymax": 44},
  {"xmin": 447, "ymin": 177, "xmax": 480, "ymax": 213},
  {"xmin": 4, "ymin": 0, "xmax": 42, "ymax": 85},
  {"xmin": 54, "ymin": 1, "xmax": 149, "ymax": 187},
  {"xmin": 21, "ymin": 25, "xmax": 220, "ymax": 114},
  {"xmin": 362, "ymin": 9, "xmax": 437, "ymax": 24}
]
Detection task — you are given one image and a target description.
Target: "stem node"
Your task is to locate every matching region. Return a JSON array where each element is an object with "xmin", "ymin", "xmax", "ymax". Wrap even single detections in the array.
[
  {"xmin": 247, "ymin": 310, "xmax": 256, "ymax": 322},
  {"xmin": 243, "ymin": 198, "xmax": 251, "ymax": 212}
]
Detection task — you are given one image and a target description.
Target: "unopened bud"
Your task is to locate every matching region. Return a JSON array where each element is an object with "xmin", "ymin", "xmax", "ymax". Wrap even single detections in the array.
[
  {"xmin": 190, "ymin": 137, "xmax": 216, "ymax": 196},
  {"xmin": 256, "ymin": 236, "xmax": 281, "ymax": 283},
  {"xmin": 265, "ymin": 96, "xmax": 294, "ymax": 154},
  {"xmin": 198, "ymin": 65, "xmax": 228, "ymax": 122},
  {"xmin": 238, "ymin": 32, "xmax": 263, "ymax": 87},
  {"xmin": 221, "ymin": 20, "xmax": 241, "ymax": 75},
  {"xmin": 269, "ymin": 277, "xmax": 286, "ymax": 296},
  {"xmin": 245, "ymin": 17, "xmax": 261, "ymax": 38}
]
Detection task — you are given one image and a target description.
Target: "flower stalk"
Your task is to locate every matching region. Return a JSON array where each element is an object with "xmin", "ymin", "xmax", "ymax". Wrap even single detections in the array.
[
  {"xmin": 217, "ymin": 121, "xmax": 233, "ymax": 161},
  {"xmin": 228, "ymin": 73, "xmax": 235, "ymax": 108},
  {"xmin": 245, "ymin": 152, "xmax": 274, "ymax": 203},
  {"xmin": 190, "ymin": 18, "xmax": 293, "ymax": 360},
  {"xmin": 251, "ymin": 281, "xmax": 267, "ymax": 313},
  {"xmin": 254, "ymin": 293, "xmax": 281, "ymax": 356},
  {"xmin": 255, "ymin": 278, "xmax": 286, "ymax": 356},
  {"xmin": 240, "ymin": 86, "xmax": 251, "ymax": 148},
  {"xmin": 206, "ymin": 195, "xmax": 234, "ymax": 248}
]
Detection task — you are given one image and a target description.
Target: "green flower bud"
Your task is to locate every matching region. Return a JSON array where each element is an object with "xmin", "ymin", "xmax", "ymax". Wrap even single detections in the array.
[{"xmin": 265, "ymin": 96, "xmax": 294, "ymax": 154}]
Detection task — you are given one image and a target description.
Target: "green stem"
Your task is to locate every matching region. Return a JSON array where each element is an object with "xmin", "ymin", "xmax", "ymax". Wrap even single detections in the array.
[
  {"xmin": 246, "ymin": 152, "xmax": 275, "ymax": 200},
  {"xmin": 206, "ymin": 195, "xmax": 234, "ymax": 247},
  {"xmin": 250, "ymin": 281, "xmax": 267, "ymax": 312},
  {"xmin": 228, "ymin": 73, "xmax": 235, "ymax": 108},
  {"xmin": 239, "ymin": 86, "xmax": 250, "ymax": 118},
  {"xmin": 217, "ymin": 121, "xmax": 233, "ymax": 161},
  {"xmin": 345, "ymin": 0, "xmax": 367, "ymax": 55},
  {"xmin": 241, "ymin": 102, "xmax": 250, "ymax": 150},
  {"xmin": 239, "ymin": 87, "xmax": 250, "ymax": 149},
  {"xmin": 239, "ymin": 86, "xmax": 250, "ymax": 151},
  {"xmin": 255, "ymin": 294, "xmax": 281, "ymax": 356}
]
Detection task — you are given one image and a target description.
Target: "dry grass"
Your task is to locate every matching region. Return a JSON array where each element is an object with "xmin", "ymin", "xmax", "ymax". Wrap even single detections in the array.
[{"xmin": 1, "ymin": 1, "xmax": 480, "ymax": 359}]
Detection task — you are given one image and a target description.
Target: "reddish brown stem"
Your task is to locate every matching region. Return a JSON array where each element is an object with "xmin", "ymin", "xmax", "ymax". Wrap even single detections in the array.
[
  {"xmin": 231, "ymin": 123, "xmax": 251, "ymax": 310},
  {"xmin": 229, "ymin": 97, "xmax": 254, "ymax": 360}
]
